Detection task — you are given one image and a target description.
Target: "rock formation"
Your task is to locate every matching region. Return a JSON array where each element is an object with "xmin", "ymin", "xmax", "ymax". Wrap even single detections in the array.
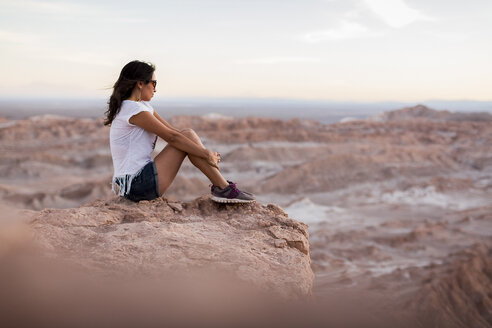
[
  {"xmin": 27, "ymin": 195, "xmax": 314, "ymax": 299},
  {"xmin": 412, "ymin": 243, "xmax": 492, "ymax": 328},
  {"xmin": 1, "ymin": 105, "xmax": 491, "ymax": 327},
  {"xmin": 373, "ymin": 104, "xmax": 492, "ymax": 122}
]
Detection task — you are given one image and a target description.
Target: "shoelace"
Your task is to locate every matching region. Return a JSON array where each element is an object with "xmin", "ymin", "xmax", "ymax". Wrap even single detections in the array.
[
  {"xmin": 227, "ymin": 182, "xmax": 241, "ymax": 199},
  {"xmin": 211, "ymin": 181, "xmax": 243, "ymax": 199}
]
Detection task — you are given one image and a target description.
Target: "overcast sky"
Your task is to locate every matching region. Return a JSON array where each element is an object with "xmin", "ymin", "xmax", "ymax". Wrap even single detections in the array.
[{"xmin": 0, "ymin": 0, "xmax": 491, "ymax": 101}]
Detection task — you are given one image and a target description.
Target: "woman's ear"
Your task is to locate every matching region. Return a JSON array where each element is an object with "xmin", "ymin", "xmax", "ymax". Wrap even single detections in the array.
[{"xmin": 136, "ymin": 81, "xmax": 144, "ymax": 88}]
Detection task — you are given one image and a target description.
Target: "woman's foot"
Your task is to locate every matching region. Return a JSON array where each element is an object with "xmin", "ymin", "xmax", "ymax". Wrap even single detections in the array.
[{"xmin": 211, "ymin": 181, "xmax": 255, "ymax": 203}]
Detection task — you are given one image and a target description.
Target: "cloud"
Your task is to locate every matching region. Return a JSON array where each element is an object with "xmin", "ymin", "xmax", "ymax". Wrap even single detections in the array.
[
  {"xmin": 363, "ymin": 0, "xmax": 433, "ymax": 28},
  {"xmin": 300, "ymin": 0, "xmax": 434, "ymax": 43},
  {"xmin": 234, "ymin": 57, "xmax": 322, "ymax": 64},
  {"xmin": 303, "ymin": 20, "xmax": 383, "ymax": 42}
]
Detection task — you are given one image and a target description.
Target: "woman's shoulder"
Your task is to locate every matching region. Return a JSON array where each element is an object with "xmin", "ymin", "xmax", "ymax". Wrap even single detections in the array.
[
  {"xmin": 112, "ymin": 100, "xmax": 155, "ymax": 126},
  {"xmin": 121, "ymin": 100, "xmax": 154, "ymax": 113}
]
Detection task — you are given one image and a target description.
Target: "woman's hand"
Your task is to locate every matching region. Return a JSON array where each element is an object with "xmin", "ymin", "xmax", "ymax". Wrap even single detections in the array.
[{"xmin": 205, "ymin": 149, "xmax": 221, "ymax": 170}]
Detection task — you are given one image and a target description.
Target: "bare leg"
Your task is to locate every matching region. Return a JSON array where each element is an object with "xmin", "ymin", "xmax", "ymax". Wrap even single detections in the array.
[
  {"xmin": 180, "ymin": 129, "xmax": 228, "ymax": 188},
  {"xmin": 153, "ymin": 128, "xmax": 228, "ymax": 195},
  {"xmin": 153, "ymin": 144, "xmax": 187, "ymax": 195}
]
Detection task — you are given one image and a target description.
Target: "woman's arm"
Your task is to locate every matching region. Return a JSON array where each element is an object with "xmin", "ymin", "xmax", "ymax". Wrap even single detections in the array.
[{"xmin": 129, "ymin": 111, "xmax": 219, "ymax": 168}]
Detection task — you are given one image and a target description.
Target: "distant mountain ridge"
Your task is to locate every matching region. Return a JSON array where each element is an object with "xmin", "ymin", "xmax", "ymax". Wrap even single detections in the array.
[{"xmin": 374, "ymin": 104, "xmax": 492, "ymax": 122}]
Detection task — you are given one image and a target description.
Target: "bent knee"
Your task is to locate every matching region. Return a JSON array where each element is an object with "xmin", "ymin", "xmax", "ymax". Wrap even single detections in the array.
[
  {"xmin": 180, "ymin": 128, "xmax": 201, "ymax": 143},
  {"xmin": 180, "ymin": 128, "xmax": 196, "ymax": 136}
]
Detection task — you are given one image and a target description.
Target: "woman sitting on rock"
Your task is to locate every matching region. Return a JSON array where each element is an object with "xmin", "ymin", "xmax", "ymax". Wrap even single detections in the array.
[{"xmin": 104, "ymin": 60, "xmax": 255, "ymax": 204}]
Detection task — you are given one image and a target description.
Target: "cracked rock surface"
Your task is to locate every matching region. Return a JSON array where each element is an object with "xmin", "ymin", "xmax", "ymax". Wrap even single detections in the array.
[{"xmin": 28, "ymin": 195, "xmax": 314, "ymax": 299}]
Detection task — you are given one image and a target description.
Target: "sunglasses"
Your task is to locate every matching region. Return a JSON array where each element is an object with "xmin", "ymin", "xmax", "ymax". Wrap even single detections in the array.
[{"xmin": 146, "ymin": 79, "xmax": 157, "ymax": 88}]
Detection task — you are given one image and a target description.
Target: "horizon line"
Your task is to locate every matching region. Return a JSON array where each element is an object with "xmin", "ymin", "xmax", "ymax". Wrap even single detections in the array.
[{"xmin": 0, "ymin": 96, "xmax": 491, "ymax": 104}]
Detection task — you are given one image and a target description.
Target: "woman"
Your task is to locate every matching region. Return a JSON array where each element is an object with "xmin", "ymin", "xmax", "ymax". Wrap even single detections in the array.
[{"xmin": 104, "ymin": 60, "xmax": 255, "ymax": 203}]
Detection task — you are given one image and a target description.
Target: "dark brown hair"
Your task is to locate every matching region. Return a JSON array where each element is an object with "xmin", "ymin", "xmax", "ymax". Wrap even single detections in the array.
[{"xmin": 104, "ymin": 60, "xmax": 155, "ymax": 126}]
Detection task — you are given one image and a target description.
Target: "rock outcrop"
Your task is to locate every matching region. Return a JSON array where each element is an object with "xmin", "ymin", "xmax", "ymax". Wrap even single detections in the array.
[
  {"xmin": 411, "ymin": 243, "xmax": 492, "ymax": 328},
  {"xmin": 27, "ymin": 195, "xmax": 314, "ymax": 299},
  {"xmin": 374, "ymin": 104, "xmax": 492, "ymax": 122}
]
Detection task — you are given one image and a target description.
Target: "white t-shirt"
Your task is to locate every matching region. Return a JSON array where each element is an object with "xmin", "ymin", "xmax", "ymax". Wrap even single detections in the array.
[{"xmin": 109, "ymin": 100, "xmax": 157, "ymax": 195}]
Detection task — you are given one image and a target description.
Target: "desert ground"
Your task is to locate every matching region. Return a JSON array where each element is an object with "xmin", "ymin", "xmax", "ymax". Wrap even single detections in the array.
[{"xmin": 0, "ymin": 104, "xmax": 491, "ymax": 327}]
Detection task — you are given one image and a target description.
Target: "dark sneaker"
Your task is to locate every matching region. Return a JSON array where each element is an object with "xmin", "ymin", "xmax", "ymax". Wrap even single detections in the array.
[
  {"xmin": 227, "ymin": 180, "xmax": 255, "ymax": 197},
  {"xmin": 211, "ymin": 181, "xmax": 256, "ymax": 203}
]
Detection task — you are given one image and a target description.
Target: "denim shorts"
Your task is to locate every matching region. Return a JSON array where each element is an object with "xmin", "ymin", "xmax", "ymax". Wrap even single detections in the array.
[{"xmin": 125, "ymin": 161, "xmax": 160, "ymax": 202}]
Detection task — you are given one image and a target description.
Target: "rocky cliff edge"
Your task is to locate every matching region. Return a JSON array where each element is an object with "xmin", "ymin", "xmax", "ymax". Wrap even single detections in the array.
[{"xmin": 27, "ymin": 195, "xmax": 314, "ymax": 299}]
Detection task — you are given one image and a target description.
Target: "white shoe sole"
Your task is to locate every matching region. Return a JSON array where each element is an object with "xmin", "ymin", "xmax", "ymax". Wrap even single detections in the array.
[{"xmin": 211, "ymin": 195, "xmax": 256, "ymax": 204}]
